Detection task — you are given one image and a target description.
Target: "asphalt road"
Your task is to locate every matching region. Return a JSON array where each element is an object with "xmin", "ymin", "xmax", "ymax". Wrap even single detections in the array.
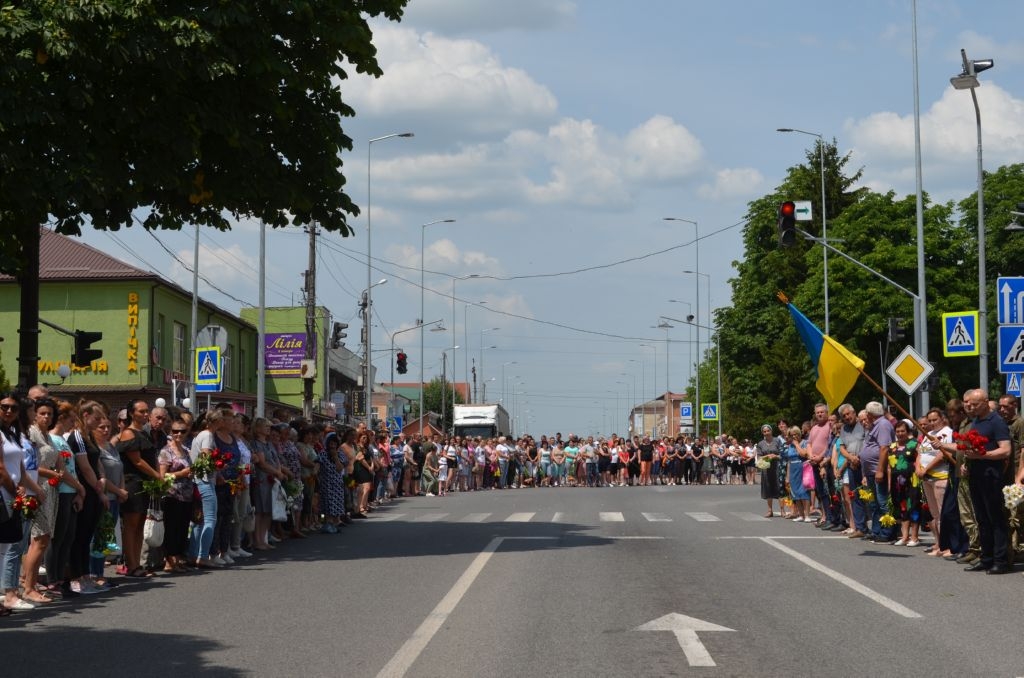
[{"xmin": 6, "ymin": 484, "xmax": 1024, "ymax": 677}]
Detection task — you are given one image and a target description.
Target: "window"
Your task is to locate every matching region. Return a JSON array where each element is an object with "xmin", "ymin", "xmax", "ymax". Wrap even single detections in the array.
[{"xmin": 172, "ymin": 321, "xmax": 187, "ymax": 374}]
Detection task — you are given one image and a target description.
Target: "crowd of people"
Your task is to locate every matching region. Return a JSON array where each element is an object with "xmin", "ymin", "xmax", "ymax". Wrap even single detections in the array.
[
  {"xmin": 2, "ymin": 383, "xmax": 1021, "ymax": 617},
  {"xmin": 754, "ymin": 389, "xmax": 1024, "ymax": 575}
]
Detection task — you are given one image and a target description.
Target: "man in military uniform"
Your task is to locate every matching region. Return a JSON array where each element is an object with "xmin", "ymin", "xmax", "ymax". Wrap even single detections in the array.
[{"xmin": 998, "ymin": 395, "xmax": 1024, "ymax": 562}]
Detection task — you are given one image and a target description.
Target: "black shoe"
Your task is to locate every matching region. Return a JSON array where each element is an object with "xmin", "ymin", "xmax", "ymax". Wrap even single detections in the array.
[
  {"xmin": 964, "ymin": 561, "xmax": 989, "ymax": 572},
  {"xmin": 60, "ymin": 585, "xmax": 81, "ymax": 598},
  {"xmin": 986, "ymin": 564, "xmax": 1012, "ymax": 575}
]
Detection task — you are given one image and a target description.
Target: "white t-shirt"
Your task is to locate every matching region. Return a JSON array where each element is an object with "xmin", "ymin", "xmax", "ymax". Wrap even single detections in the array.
[{"xmin": 918, "ymin": 425, "xmax": 951, "ymax": 477}]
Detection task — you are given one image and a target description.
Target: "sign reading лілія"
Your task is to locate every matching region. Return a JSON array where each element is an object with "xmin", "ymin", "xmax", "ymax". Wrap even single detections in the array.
[{"xmin": 265, "ymin": 333, "xmax": 310, "ymax": 377}]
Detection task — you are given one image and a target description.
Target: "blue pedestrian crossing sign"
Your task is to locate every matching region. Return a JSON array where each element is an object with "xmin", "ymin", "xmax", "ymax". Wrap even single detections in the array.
[
  {"xmin": 700, "ymin": 403, "xmax": 719, "ymax": 421},
  {"xmin": 998, "ymin": 277, "xmax": 1024, "ymax": 324},
  {"xmin": 998, "ymin": 325, "xmax": 1024, "ymax": 374},
  {"xmin": 941, "ymin": 311, "xmax": 979, "ymax": 357},
  {"xmin": 194, "ymin": 346, "xmax": 222, "ymax": 393},
  {"xmin": 1007, "ymin": 373, "xmax": 1022, "ymax": 398},
  {"xmin": 680, "ymin": 402, "xmax": 694, "ymax": 423}
]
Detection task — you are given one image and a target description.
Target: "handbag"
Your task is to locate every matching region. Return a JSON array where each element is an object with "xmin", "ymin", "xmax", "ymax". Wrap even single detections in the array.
[
  {"xmin": 801, "ymin": 461, "xmax": 816, "ymax": 490},
  {"xmin": 143, "ymin": 497, "xmax": 165, "ymax": 548},
  {"xmin": 0, "ymin": 503, "xmax": 22, "ymax": 544},
  {"xmin": 271, "ymin": 479, "xmax": 288, "ymax": 522}
]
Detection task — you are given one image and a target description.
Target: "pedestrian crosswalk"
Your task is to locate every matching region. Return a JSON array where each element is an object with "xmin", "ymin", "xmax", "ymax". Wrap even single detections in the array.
[{"xmin": 369, "ymin": 510, "xmax": 794, "ymax": 525}]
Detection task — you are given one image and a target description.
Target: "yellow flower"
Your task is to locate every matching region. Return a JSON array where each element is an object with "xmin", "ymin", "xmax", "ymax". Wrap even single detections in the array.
[{"xmin": 879, "ymin": 514, "xmax": 897, "ymax": 528}]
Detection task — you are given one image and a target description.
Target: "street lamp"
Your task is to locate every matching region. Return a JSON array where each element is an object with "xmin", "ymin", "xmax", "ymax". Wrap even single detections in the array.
[
  {"xmin": 951, "ymin": 48, "xmax": 994, "ymax": 388},
  {"xmin": 668, "ymin": 299, "xmax": 694, "ymax": 388},
  {"xmin": 441, "ymin": 345, "xmax": 459, "ymax": 434},
  {"xmin": 681, "ymin": 269, "xmax": 710, "ymax": 435},
  {"xmin": 663, "ymin": 314, "xmax": 722, "ymax": 439},
  {"xmin": 664, "ymin": 218, "xmax": 700, "ymax": 421},
  {"xmin": 420, "ymin": 218, "xmax": 456, "ymax": 431},
  {"xmin": 478, "ymin": 327, "xmax": 499, "ymax": 402},
  {"xmin": 452, "ymin": 274, "xmax": 480, "ymax": 416},
  {"xmin": 777, "ymin": 127, "xmax": 830, "ymax": 335},
  {"xmin": 501, "ymin": 361, "xmax": 517, "ymax": 407},
  {"xmin": 367, "ymin": 132, "xmax": 413, "ymax": 427},
  {"xmin": 360, "ymin": 277, "xmax": 388, "ymax": 425}
]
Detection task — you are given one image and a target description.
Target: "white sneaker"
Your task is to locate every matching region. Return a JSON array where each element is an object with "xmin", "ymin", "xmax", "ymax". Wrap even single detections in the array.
[
  {"xmin": 38, "ymin": 565, "xmax": 47, "ymax": 576},
  {"xmin": 793, "ymin": 517, "xmax": 804, "ymax": 522},
  {"xmin": 234, "ymin": 548, "xmax": 253, "ymax": 558},
  {"xmin": 893, "ymin": 538, "xmax": 907, "ymax": 546},
  {"xmin": 906, "ymin": 540, "xmax": 920, "ymax": 547},
  {"xmin": 426, "ymin": 492, "xmax": 436, "ymax": 497},
  {"xmin": 220, "ymin": 554, "xmax": 235, "ymax": 565},
  {"xmin": 211, "ymin": 555, "xmax": 228, "ymax": 566},
  {"xmin": 227, "ymin": 549, "xmax": 242, "ymax": 558}
]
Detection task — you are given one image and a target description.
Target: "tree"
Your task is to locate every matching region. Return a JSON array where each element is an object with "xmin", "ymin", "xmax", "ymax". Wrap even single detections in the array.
[
  {"xmin": 0, "ymin": 1, "xmax": 408, "ymax": 388},
  {"xmin": 409, "ymin": 378, "xmax": 465, "ymax": 434}
]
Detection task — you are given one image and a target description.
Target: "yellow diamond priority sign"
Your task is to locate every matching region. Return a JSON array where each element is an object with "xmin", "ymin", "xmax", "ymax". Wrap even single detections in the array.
[{"xmin": 886, "ymin": 345, "xmax": 933, "ymax": 394}]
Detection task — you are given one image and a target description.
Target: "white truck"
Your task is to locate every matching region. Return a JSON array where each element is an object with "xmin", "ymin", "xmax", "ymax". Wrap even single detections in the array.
[{"xmin": 453, "ymin": 403, "xmax": 511, "ymax": 439}]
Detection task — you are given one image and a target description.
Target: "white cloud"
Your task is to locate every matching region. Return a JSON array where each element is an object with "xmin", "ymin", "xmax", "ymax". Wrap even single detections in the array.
[
  {"xmin": 697, "ymin": 167, "xmax": 765, "ymax": 201},
  {"xmin": 345, "ymin": 26, "xmax": 558, "ymax": 137},
  {"xmin": 622, "ymin": 115, "xmax": 705, "ymax": 183},
  {"xmin": 845, "ymin": 83, "xmax": 1024, "ymax": 199},
  {"xmin": 401, "ymin": 0, "xmax": 576, "ymax": 34}
]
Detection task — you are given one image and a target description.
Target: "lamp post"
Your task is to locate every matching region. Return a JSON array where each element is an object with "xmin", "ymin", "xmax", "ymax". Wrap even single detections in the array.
[
  {"xmin": 777, "ymin": 127, "xmax": 829, "ymax": 335},
  {"xmin": 501, "ymin": 361, "xmax": 517, "ymax": 406},
  {"xmin": 951, "ymin": 49, "xmax": 994, "ymax": 389},
  {"xmin": 664, "ymin": 218, "xmax": 699, "ymax": 428},
  {"xmin": 638, "ymin": 344, "xmax": 657, "ymax": 397},
  {"xmin": 420, "ymin": 218, "xmax": 456, "ymax": 431},
  {"xmin": 681, "ymin": 269, "xmax": 710, "ymax": 437},
  {"xmin": 662, "ymin": 314, "xmax": 722, "ymax": 439},
  {"xmin": 620, "ymin": 372, "xmax": 636, "ymax": 433},
  {"xmin": 478, "ymin": 327, "xmax": 499, "ymax": 402},
  {"xmin": 367, "ymin": 132, "xmax": 413, "ymax": 428},
  {"xmin": 441, "ymin": 345, "xmax": 459, "ymax": 434},
  {"xmin": 360, "ymin": 277, "xmax": 387, "ymax": 425},
  {"xmin": 452, "ymin": 275, "xmax": 480, "ymax": 416}
]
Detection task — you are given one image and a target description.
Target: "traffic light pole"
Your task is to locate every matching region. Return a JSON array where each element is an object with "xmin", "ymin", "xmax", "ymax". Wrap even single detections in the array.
[{"xmin": 390, "ymin": 320, "xmax": 443, "ymax": 424}]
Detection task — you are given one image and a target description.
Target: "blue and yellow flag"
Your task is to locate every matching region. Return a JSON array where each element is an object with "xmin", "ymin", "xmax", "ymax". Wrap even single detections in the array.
[{"xmin": 781, "ymin": 295, "xmax": 865, "ymax": 413}]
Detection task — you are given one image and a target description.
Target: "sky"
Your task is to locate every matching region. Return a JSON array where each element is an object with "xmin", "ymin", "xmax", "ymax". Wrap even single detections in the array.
[{"xmin": 80, "ymin": 0, "xmax": 1024, "ymax": 437}]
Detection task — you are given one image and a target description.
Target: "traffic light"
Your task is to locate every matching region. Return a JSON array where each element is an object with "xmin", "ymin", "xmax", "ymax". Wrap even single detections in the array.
[
  {"xmin": 72, "ymin": 330, "xmax": 103, "ymax": 367},
  {"xmin": 888, "ymin": 317, "xmax": 906, "ymax": 343},
  {"xmin": 777, "ymin": 201, "xmax": 797, "ymax": 247},
  {"xmin": 396, "ymin": 351, "xmax": 407, "ymax": 374},
  {"xmin": 330, "ymin": 322, "xmax": 348, "ymax": 349}
]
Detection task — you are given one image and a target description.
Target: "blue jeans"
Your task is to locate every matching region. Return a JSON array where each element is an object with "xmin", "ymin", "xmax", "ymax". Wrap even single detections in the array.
[
  {"xmin": 497, "ymin": 459, "xmax": 508, "ymax": 488},
  {"xmin": 847, "ymin": 464, "xmax": 867, "ymax": 532},
  {"xmin": 190, "ymin": 481, "xmax": 217, "ymax": 560},
  {"xmin": 1, "ymin": 525, "xmax": 31, "ymax": 590},
  {"xmin": 866, "ymin": 474, "xmax": 894, "ymax": 541},
  {"xmin": 586, "ymin": 462, "xmax": 599, "ymax": 486}
]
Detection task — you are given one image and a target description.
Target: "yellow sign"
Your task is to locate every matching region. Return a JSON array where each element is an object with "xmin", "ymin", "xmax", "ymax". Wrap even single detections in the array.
[
  {"xmin": 38, "ymin": 360, "xmax": 109, "ymax": 375},
  {"xmin": 127, "ymin": 292, "xmax": 139, "ymax": 373},
  {"xmin": 885, "ymin": 345, "xmax": 934, "ymax": 394}
]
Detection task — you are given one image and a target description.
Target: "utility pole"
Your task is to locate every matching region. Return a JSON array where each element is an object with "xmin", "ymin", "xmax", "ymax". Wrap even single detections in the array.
[{"xmin": 302, "ymin": 223, "xmax": 317, "ymax": 420}]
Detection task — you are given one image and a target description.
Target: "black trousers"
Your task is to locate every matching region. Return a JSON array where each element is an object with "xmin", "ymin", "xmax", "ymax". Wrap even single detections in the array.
[
  {"xmin": 46, "ymin": 493, "xmax": 77, "ymax": 583},
  {"xmin": 968, "ymin": 459, "xmax": 1009, "ymax": 567},
  {"xmin": 161, "ymin": 496, "xmax": 193, "ymax": 559},
  {"xmin": 68, "ymin": 487, "xmax": 101, "ymax": 579}
]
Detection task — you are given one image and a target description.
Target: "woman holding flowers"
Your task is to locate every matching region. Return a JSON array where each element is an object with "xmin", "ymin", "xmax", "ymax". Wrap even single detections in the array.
[
  {"xmin": 44, "ymin": 402, "xmax": 84, "ymax": 596},
  {"xmin": 755, "ymin": 425, "xmax": 783, "ymax": 517},
  {"xmin": 159, "ymin": 419, "xmax": 194, "ymax": 572},
  {"xmin": 889, "ymin": 419, "xmax": 923, "ymax": 547},
  {"xmin": 116, "ymin": 399, "xmax": 163, "ymax": 578}
]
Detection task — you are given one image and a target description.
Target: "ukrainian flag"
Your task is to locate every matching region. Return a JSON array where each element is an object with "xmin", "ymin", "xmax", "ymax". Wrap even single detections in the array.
[{"xmin": 785, "ymin": 300, "xmax": 865, "ymax": 413}]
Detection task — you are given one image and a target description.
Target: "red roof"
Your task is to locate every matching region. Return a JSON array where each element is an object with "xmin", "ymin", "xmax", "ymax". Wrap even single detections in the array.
[{"xmin": 0, "ymin": 227, "xmax": 155, "ymax": 282}]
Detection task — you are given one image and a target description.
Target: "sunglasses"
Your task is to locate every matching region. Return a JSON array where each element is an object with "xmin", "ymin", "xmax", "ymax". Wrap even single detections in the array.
[
  {"xmin": 0, "ymin": 403, "xmax": 18, "ymax": 412},
  {"xmin": 171, "ymin": 429, "xmax": 187, "ymax": 434}
]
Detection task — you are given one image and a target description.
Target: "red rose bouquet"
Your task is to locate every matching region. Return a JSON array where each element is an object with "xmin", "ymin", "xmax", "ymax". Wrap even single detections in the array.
[{"xmin": 953, "ymin": 429, "xmax": 989, "ymax": 457}]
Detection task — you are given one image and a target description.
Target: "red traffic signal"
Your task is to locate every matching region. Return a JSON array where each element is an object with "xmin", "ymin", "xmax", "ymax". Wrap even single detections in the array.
[
  {"xmin": 777, "ymin": 200, "xmax": 797, "ymax": 247},
  {"xmin": 396, "ymin": 352, "xmax": 408, "ymax": 374}
]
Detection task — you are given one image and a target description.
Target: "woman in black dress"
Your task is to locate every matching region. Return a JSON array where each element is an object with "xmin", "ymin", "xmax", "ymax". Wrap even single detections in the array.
[{"xmin": 755, "ymin": 424, "xmax": 783, "ymax": 517}]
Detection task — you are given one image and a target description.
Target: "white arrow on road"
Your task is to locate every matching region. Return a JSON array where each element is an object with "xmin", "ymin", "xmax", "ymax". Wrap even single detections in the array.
[{"xmin": 634, "ymin": 612, "xmax": 735, "ymax": 667}]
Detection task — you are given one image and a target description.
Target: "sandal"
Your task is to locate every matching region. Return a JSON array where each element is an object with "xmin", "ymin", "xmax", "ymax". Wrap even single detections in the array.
[
  {"xmin": 125, "ymin": 567, "xmax": 154, "ymax": 579},
  {"xmin": 764, "ymin": 511, "xmax": 774, "ymax": 518}
]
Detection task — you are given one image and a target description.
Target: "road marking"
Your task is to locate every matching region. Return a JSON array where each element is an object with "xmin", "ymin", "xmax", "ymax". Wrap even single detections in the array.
[
  {"xmin": 634, "ymin": 612, "xmax": 735, "ymax": 667},
  {"xmin": 600, "ymin": 512, "xmax": 625, "ymax": 522},
  {"xmin": 717, "ymin": 536, "xmax": 849, "ymax": 540},
  {"xmin": 760, "ymin": 537, "xmax": 922, "ymax": 618},
  {"xmin": 459, "ymin": 513, "xmax": 491, "ymax": 523},
  {"xmin": 685, "ymin": 512, "xmax": 721, "ymax": 522},
  {"xmin": 411, "ymin": 513, "xmax": 448, "ymax": 522},
  {"xmin": 607, "ymin": 536, "xmax": 665, "ymax": 540},
  {"xmin": 371, "ymin": 513, "xmax": 406, "ymax": 522},
  {"xmin": 551, "ymin": 512, "xmax": 564, "ymax": 522},
  {"xmin": 642, "ymin": 512, "xmax": 672, "ymax": 522},
  {"xmin": 731, "ymin": 512, "xmax": 770, "ymax": 522},
  {"xmin": 376, "ymin": 537, "xmax": 504, "ymax": 678},
  {"xmin": 505, "ymin": 512, "xmax": 535, "ymax": 522}
]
